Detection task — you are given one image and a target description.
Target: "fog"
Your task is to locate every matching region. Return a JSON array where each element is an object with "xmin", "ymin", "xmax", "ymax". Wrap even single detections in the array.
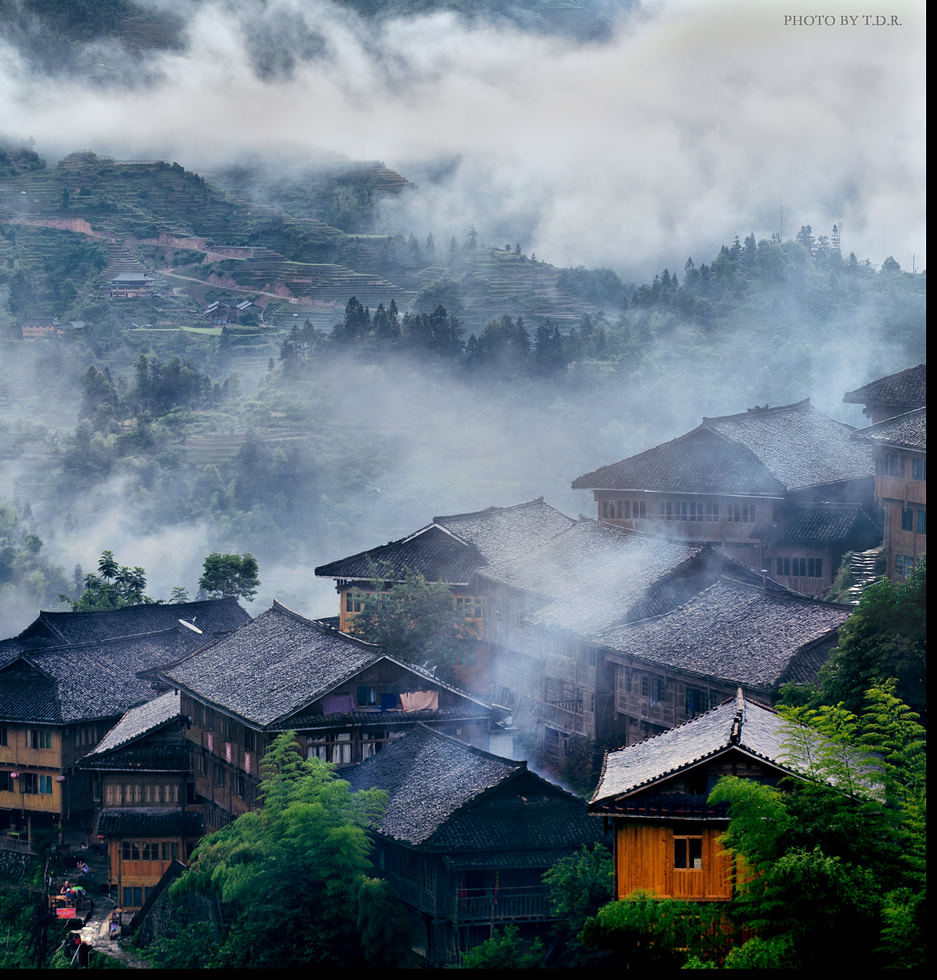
[
  {"xmin": 0, "ymin": 0, "xmax": 926, "ymax": 636},
  {"xmin": 0, "ymin": 0, "xmax": 926, "ymax": 276}
]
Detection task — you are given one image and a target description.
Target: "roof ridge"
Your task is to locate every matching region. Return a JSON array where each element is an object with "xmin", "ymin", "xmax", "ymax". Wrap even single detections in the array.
[
  {"xmin": 701, "ymin": 397, "xmax": 812, "ymax": 424},
  {"xmin": 433, "ymin": 496, "xmax": 546, "ymax": 523},
  {"xmin": 269, "ymin": 599, "xmax": 383, "ymax": 649}
]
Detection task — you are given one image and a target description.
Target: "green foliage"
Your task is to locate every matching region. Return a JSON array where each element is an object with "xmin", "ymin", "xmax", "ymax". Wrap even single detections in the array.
[
  {"xmin": 459, "ymin": 923, "xmax": 545, "ymax": 969},
  {"xmin": 581, "ymin": 892, "xmax": 725, "ymax": 970},
  {"xmin": 708, "ymin": 681, "xmax": 927, "ymax": 970},
  {"xmin": 817, "ymin": 556, "xmax": 925, "ymax": 714},
  {"xmin": 198, "ymin": 552, "xmax": 260, "ymax": 601},
  {"xmin": 542, "ymin": 844, "xmax": 613, "ymax": 964},
  {"xmin": 63, "ymin": 549, "xmax": 151, "ymax": 611},
  {"xmin": 159, "ymin": 732, "xmax": 396, "ymax": 969},
  {"xmin": 347, "ymin": 561, "xmax": 470, "ymax": 681}
]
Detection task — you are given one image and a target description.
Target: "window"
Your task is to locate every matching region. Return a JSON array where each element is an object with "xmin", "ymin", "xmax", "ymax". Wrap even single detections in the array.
[
  {"xmin": 705, "ymin": 502, "xmax": 719, "ymax": 522},
  {"xmin": 901, "ymin": 508, "xmax": 914, "ymax": 531},
  {"xmin": 27, "ymin": 729, "xmax": 52, "ymax": 749},
  {"xmin": 791, "ymin": 557, "xmax": 807, "ymax": 577},
  {"xmin": 633, "ymin": 500, "xmax": 646, "ymax": 519},
  {"xmin": 0, "ymin": 771, "xmax": 11, "ymax": 793},
  {"xmin": 0, "ymin": 726, "xmax": 6, "ymax": 746},
  {"xmin": 674, "ymin": 836, "xmax": 703, "ymax": 870},
  {"xmin": 640, "ymin": 675, "xmax": 650, "ymax": 698},
  {"xmin": 122, "ymin": 886, "xmax": 144, "ymax": 908},
  {"xmin": 912, "ymin": 458, "xmax": 926, "ymax": 480},
  {"xmin": 776, "ymin": 556, "xmax": 790, "ymax": 576},
  {"xmin": 19, "ymin": 773, "xmax": 37, "ymax": 794},
  {"xmin": 161, "ymin": 842, "xmax": 180, "ymax": 861},
  {"xmin": 685, "ymin": 686, "xmax": 708, "ymax": 717},
  {"xmin": 654, "ymin": 677, "xmax": 666, "ymax": 701},
  {"xmin": 917, "ymin": 510, "xmax": 926, "ymax": 534},
  {"xmin": 895, "ymin": 555, "xmax": 917, "ymax": 579},
  {"xmin": 807, "ymin": 558, "xmax": 823, "ymax": 577},
  {"xmin": 39, "ymin": 774, "xmax": 55, "ymax": 795},
  {"xmin": 213, "ymin": 764, "xmax": 225, "ymax": 787}
]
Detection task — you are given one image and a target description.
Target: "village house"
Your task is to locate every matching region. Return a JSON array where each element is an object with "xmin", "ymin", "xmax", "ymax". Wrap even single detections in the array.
[
  {"xmin": 315, "ymin": 498, "xmax": 574, "ymax": 691},
  {"xmin": 595, "ymin": 577, "xmax": 851, "ymax": 746},
  {"xmin": 571, "ymin": 399, "xmax": 878, "ymax": 596},
  {"xmin": 0, "ymin": 598, "xmax": 249, "ymax": 847},
  {"xmin": 159, "ymin": 600, "xmax": 505, "ymax": 833},
  {"xmin": 345, "ymin": 723, "xmax": 609, "ymax": 966},
  {"xmin": 102, "ymin": 272, "xmax": 158, "ymax": 298},
  {"xmin": 589, "ymin": 690, "xmax": 820, "ymax": 902},
  {"xmin": 473, "ymin": 517, "xmax": 816, "ymax": 770},
  {"xmin": 843, "ymin": 363, "xmax": 926, "ymax": 423},
  {"xmin": 853, "ymin": 407, "xmax": 926, "ymax": 582},
  {"xmin": 79, "ymin": 692, "xmax": 202, "ymax": 913}
]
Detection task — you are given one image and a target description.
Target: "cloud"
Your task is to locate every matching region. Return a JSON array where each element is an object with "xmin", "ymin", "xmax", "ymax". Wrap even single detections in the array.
[{"xmin": 0, "ymin": 0, "xmax": 925, "ymax": 276}]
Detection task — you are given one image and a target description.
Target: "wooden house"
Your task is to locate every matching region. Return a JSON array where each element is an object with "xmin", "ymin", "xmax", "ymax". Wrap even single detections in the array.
[
  {"xmin": 474, "ymin": 518, "xmax": 782, "ymax": 769},
  {"xmin": 159, "ymin": 601, "xmax": 504, "ymax": 833},
  {"xmin": 595, "ymin": 577, "xmax": 852, "ymax": 746},
  {"xmin": 103, "ymin": 272, "xmax": 158, "ymax": 298},
  {"xmin": 853, "ymin": 406, "xmax": 926, "ymax": 582},
  {"xmin": 315, "ymin": 498, "xmax": 573, "ymax": 691},
  {"xmin": 345, "ymin": 723, "xmax": 609, "ymax": 966},
  {"xmin": 80, "ymin": 692, "xmax": 202, "ymax": 912},
  {"xmin": 0, "ymin": 599, "xmax": 249, "ymax": 846},
  {"xmin": 843, "ymin": 363, "xmax": 926, "ymax": 423},
  {"xmin": 571, "ymin": 399, "xmax": 877, "ymax": 595},
  {"xmin": 590, "ymin": 690, "xmax": 811, "ymax": 902}
]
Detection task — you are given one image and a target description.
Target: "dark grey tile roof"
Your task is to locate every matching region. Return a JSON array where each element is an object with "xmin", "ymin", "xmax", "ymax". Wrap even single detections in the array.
[
  {"xmin": 853, "ymin": 407, "xmax": 926, "ymax": 452},
  {"xmin": 95, "ymin": 808, "xmax": 204, "ymax": 838},
  {"xmin": 84, "ymin": 692, "xmax": 182, "ymax": 759},
  {"xmin": 590, "ymin": 693, "xmax": 793, "ymax": 805},
  {"xmin": 314, "ymin": 498, "xmax": 573, "ymax": 583},
  {"xmin": 768, "ymin": 502, "xmax": 882, "ymax": 544},
  {"xmin": 479, "ymin": 520, "xmax": 699, "ymax": 632},
  {"xmin": 843, "ymin": 363, "xmax": 926, "ymax": 412},
  {"xmin": 345, "ymin": 726, "xmax": 603, "ymax": 857},
  {"xmin": 0, "ymin": 631, "xmax": 196, "ymax": 725},
  {"xmin": 573, "ymin": 400, "xmax": 873, "ymax": 493},
  {"xmin": 161, "ymin": 601, "xmax": 488, "ymax": 729},
  {"xmin": 16, "ymin": 598, "xmax": 250, "ymax": 647},
  {"xmin": 80, "ymin": 742, "xmax": 190, "ymax": 772},
  {"xmin": 314, "ymin": 523, "xmax": 485, "ymax": 584},
  {"xmin": 596, "ymin": 578, "xmax": 851, "ymax": 691}
]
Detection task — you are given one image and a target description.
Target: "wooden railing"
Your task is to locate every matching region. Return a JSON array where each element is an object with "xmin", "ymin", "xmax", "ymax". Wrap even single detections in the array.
[{"xmin": 447, "ymin": 886, "xmax": 551, "ymax": 923}]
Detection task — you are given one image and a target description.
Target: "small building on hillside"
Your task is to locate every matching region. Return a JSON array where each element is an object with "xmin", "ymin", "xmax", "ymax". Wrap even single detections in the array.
[
  {"xmin": 345, "ymin": 723, "xmax": 609, "ymax": 966},
  {"xmin": 160, "ymin": 601, "xmax": 504, "ymax": 833},
  {"xmin": 590, "ymin": 691, "xmax": 815, "ymax": 902},
  {"xmin": 571, "ymin": 399, "xmax": 877, "ymax": 594},
  {"xmin": 80, "ymin": 692, "xmax": 202, "ymax": 913},
  {"xmin": 103, "ymin": 272, "xmax": 158, "ymax": 298},
  {"xmin": 853, "ymin": 407, "xmax": 926, "ymax": 582}
]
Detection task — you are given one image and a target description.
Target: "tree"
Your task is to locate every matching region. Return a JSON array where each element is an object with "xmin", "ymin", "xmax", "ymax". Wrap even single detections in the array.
[
  {"xmin": 347, "ymin": 561, "xmax": 470, "ymax": 682},
  {"xmin": 542, "ymin": 844, "xmax": 613, "ymax": 964},
  {"xmin": 64, "ymin": 549, "xmax": 151, "ymax": 611},
  {"xmin": 154, "ymin": 732, "xmax": 409, "ymax": 969},
  {"xmin": 816, "ymin": 556, "xmax": 925, "ymax": 715},
  {"xmin": 198, "ymin": 552, "xmax": 260, "ymax": 601},
  {"xmin": 459, "ymin": 924, "xmax": 545, "ymax": 969},
  {"xmin": 707, "ymin": 681, "xmax": 927, "ymax": 970}
]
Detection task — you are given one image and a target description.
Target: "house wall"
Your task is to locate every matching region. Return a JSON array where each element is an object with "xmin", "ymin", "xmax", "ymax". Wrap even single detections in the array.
[
  {"xmin": 614, "ymin": 822, "xmax": 734, "ymax": 901},
  {"xmin": 875, "ymin": 447, "xmax": 926, "ymax": 581},
  {"xmin": 109, "ymin": 837, "xmax": 194, "ymax": 910}
]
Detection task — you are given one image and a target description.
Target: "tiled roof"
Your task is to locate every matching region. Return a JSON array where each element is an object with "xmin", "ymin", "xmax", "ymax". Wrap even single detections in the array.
[
  {"xmin": 16, "ymin": 598, "xmax": 250, "ymax": 647},
  {"xmin": 80, "ymin": 742, "xmax": 190, "ymax": 771},
  {"xmin": 597, "ymin": 578, "xmax": 851, "ymax": 691},
  {"xmin": 345, "ymin": 725, "xmax": 603, "ymax": 857},
  {"xmin": 843, "ymin": 364, "xmax": 926, "ymax": 412},
  {"xmin": 161, "ymin": 601, "xmax": 488, "ymax": 729},
  {"xmin": 96, "ymin": 808, "xmax": 204, "ymax": 838},
  {"xmin": 590, "ymin": 693, "xmax": 794, "ymax": 806},
  {"xmin": 84, "ymin": 692, "xmax": 182, "ymax": 759},
  {"xmin": 767, "ymin": 502, "xmax": 882, "ymax": 544},
  {"xmin": 479, "ymin": 520, "xmax": 708, "ymax": 633},
  {"xmin": 0, "ymin": 630, "xmax": 197, "ymax": 725},
  {"xmin": 853, "ymin": 407, "xmax": 926, "ymax": 452},
  {"xmin": 313, "ymin": 524, "xmax": 484, "ymax": 584},
  {"xmin": 314, "ymin": 498, "xmax": 573, "ymax": 583},
  {"xmin": 573, "ymin": 400, "xmax": 873, "ymax": 494},
  {"xmin": 434, "ymin": 498, "xmax": 575, "ymax": 563}
]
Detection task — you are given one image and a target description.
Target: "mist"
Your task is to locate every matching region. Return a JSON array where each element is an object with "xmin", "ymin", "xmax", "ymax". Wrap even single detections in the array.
[{"xmin": 0, "ymin": 0, "xmax": 926, "ymax": 277}]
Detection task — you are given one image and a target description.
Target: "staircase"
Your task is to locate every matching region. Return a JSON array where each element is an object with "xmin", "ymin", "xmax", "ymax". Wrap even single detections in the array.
[{"xmin": 845, "ymin": 547, "xmax": 884, "ymax": 604}]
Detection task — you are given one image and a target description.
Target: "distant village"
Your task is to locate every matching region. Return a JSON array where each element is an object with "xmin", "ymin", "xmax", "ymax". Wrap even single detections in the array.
[{"xmin": 0, "ymin": 362, "xmax": 925, "ymax": 966}]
